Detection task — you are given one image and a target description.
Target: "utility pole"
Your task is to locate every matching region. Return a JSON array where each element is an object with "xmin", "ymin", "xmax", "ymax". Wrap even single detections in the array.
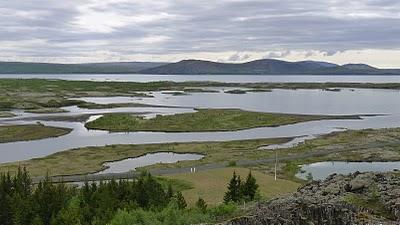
[{"xmin": 274, "ymin": 150, "xmax": 277, "ymax": 181}]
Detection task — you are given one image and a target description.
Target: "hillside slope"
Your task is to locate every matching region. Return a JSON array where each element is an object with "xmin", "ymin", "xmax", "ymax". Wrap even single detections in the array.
[
  {"xmin": 0, "ymin": 62, "xmax": 166, "ymax": 74},
  {"xmin": 1, "ymin": 59, "xmax": 399, "ymax": 75},
  {"xmin": 140, "ymin": 59, "xmax": 400, "ymax": 75}
]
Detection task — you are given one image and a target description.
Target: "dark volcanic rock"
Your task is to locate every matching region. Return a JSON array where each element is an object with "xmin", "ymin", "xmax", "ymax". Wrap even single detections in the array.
[{"xmin": 226, "ymin": 172, "xmax": 400, "ymax": 225}]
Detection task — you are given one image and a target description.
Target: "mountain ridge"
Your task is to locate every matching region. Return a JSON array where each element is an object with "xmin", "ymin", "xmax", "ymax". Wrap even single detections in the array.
[
  {"xmin": 0, "ymin": 59, "xmax": 399, "ymax": 75},
  {"xmin": 140, "ymin": 59, "xmax": 399, "ymax": 75},
  {"xmin": 0, "ymin": 61, "xmax": 167, "ymax": 74}
]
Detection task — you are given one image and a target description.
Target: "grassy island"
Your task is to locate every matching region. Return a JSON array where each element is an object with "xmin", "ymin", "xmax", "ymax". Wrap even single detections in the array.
[
  {"xmin": 0, "ymin": 111, "xmax": 15, "ymax": 118},
  {"xmin": 85, "ymin": 109, "xmax": 361, "ymax": 132},
  {"xmin": 0, "ymin": 124, "xmax": 72, "ymax": 143}
]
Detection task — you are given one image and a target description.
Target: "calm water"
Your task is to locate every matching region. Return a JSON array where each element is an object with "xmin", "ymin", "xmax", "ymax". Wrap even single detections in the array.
[
  {"xmin": 77, "ymin": 88, "xmax": 400, "ymax": 115},
  {"xmin": 259, "ymin": 135, "xmax": 317, "ymax": 150},
  {"xmin": 3, "ymin": 114, "xmax": 400, "ymax": 163},
  {"xmin": 2, "ymin": 74, "xmax": 400, "ymax": 83},
  {"xmin": 97, "ymin": 152, "xmax": 204, "ymax": 174},
  {"xmin": 2, "ymin": 86, "xmax": 400, "ymax": 164},
  {"xmin": 3, "ymin": 105, "xmax": 195, "ymax": 121},
  {"xmin": 296, "ymin": 161, "xmax": 400, "ymax": 180}
]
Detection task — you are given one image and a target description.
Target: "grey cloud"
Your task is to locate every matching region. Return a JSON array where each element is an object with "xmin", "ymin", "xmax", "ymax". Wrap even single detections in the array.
[
  {"xmin": 0, "ymin": 0, "xmax": 399, "ymax": 62},
  {"xmin": 227, "ymin": 52, "xmax": 251, "ymax": 62},
  {"xmin": 322, "ymin": 50, "xmax": 340, "ymax": 56},
  {"xmin": 264, "ymin": 51, "xmax": 291, "ymax": 59}
]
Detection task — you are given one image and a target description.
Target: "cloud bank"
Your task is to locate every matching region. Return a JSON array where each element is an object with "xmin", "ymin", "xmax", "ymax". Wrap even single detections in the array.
[{"xmin": 1, "ymin": 0, "xmax": 400, "ymax": 67}]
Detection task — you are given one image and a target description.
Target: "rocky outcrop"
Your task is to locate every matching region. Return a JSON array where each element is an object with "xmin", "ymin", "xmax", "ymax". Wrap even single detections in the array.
[{"xmin": 226, "ymin": 172, "xmax": 400, "ymax": 225}]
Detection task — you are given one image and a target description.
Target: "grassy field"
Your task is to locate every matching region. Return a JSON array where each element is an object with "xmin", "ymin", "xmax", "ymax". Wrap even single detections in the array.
[
  {"xmin": 2, "ymin": 126, "xmax": 400, "ymax": 181},
  {"xmin": 0, "ymin": 138, "xmax": 290, "ymax": 176},
  {"xmin": 85, "ymin": 109, "xmax": 361, "ymax": 132},
  {"xmin": 252, "ymin": 128, "xmax": 400, "ymax": 180},
  {"xmin": 25, "ymin": 108, "xmax": 69, "ymax": 113},
  {"xmin": 0, "ymin": 111, "xmax": 15, "ymax": 118},
  {"xmin": 0, "ymin": 124, "xmax": 72, "ymax": 143},
  {"xmin": 163, "ymin": 167, "xmax": 299, "ymax": 205}
]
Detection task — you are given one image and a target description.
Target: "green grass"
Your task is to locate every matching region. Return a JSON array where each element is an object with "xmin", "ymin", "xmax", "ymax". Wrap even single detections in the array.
[
  {"xmin": 0, "ymin": 124, "xmax": 72, "ymax": 143},
  {"xmin": 343, "ymin": 193, "xmax": 393, "ymax": 219},
  {"xmin": 163, "ymin": 167, "xmax": 299, "ymax": 206},
  {"xmin": 0, "ymin": 137, "xmax": 290, "ymax": 176},
  {"xmin": 255, "ymin": 127, "xmax": 400, "ymax": 181},
  {"xmin": 0, "ymin": 111, "xmax": 16, "ymax": 118},
  {"xmin": 85, "ymin": 109, "xmax": 360, "ymax": 132},
  {"xmin": 3, "ymin": 125, "xmax": 400, "ymax": 185},
  {"xmin": 25, "ymin": 108, "xmax": 68, "ymax": 113},
  {"xmin": 156, "ymin": 177, "xmax": 194, "ymax": 192}
]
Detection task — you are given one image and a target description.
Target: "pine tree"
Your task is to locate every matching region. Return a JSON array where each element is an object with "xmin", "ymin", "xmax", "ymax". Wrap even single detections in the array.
[
  {"xmin": 0, "ymin": 173, "xmax": 13, "ymax": 225},
  {"xmin": 223, "ymin": 171, "xmax": 242, "ymax": 203},
  {"xmin": 242, "ymin": 171, "xmax": 259, "ymax": 201},
  {"xmin": 51, "ymin": 197, "xmax": 82, "ymax": 225},
  {"xmin": 166, "ymin": 184, "xmax": 174, "ymax": 200},
  {"xmin": 174, "ymin": 191, "xmax": 187, "ymax": 209},
  {"xmin": 10, "ymin": 167, "xmax": 34, "ymax": 225},
  {"xmin": 33, "ymin": 174, "xmax": 71, "ymax": 225},
  {"xmin": 195, "ymin": 198, "xmax": 207, "ymax": 212}
]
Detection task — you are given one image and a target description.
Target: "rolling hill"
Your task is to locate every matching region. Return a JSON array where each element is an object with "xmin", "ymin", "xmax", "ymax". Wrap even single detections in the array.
[
  {"xmin": 1, "ymin": 59, "xmax": 399, "ymax": 75},
  {"xmin": 140, "ymin": 59, "xmax": 400, "ymax": 75},
  {"xmin": 0, "ymin": 62, "xmax": 166, "ymax": 74}
]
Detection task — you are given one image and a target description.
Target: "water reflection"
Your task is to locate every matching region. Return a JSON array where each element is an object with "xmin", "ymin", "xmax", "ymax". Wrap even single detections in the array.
[
  {"xmin": 77, "ymin": 88, "xmax": 400, "ymax": 115},
  {"xmin": 97, "ymin": 152, "xmax": 204, "ymax": 174},
  {"xmin": 1, "ymin": 88, "xmax": 400, "ymax": 164},
  {"xmin": 259, "ymin": 135, "xmax": 318, "ymax": 150},
  {"xmin": 296, "ymin": 161, "xmax": 400, "ymax": 180},
  {"xmin": 1, "ymin": 114, "xmax": 400, "ymax": 163}
]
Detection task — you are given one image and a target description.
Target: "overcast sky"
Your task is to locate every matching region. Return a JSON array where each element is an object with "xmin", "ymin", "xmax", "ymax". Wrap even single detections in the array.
[{"xmin": 1, "ymin": 0, "xmax": 400, "ymax": 67}]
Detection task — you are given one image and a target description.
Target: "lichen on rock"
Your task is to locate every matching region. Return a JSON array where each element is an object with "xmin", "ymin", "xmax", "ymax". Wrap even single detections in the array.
[{"xmin": 226, "ymin": 171, "xmax": 400, "ymax": 225}]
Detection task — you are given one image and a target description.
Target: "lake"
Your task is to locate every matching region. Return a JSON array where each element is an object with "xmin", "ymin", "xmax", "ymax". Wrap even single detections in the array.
[
  {"xmin": 76, "ymin": 88, "xmax": 400, "ymax": 115},
  {"xmin": 2, "ymin": 74, "xmax": 400, "ymax": 83},
  {"xmin": 2, "ymin": 88, "xmax": 400, "ymax": 163},
  {"xmin": 296, "ymin": 161, "xmax": 400, "ymax": 180},
  {"xmin": 2, "ymin": 77, "xmax": 400, "ymax": 166},
  {"xmin": 97, "ymin": 152, "xmax": 204, "ymax": 174}
]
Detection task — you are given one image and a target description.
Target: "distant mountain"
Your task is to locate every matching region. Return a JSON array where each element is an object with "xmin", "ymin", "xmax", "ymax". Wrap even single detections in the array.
[
  {"xmin": 0, "ymin": 62, "xmax": 167, "ymax": 74},
  {"xmin": 296, "ymin": 60, "xmax": 339, "ymax": 69},
  {"xmin": 1, "ymin": 59, "xmax": 399, "ymax": 75},
  {"xmin": 140, "ymin": 59, "xmax": 400, "ymax": 75},
  {"xmin": 341, "ymin": 63, "xmax": 378, "ymax": 70}
]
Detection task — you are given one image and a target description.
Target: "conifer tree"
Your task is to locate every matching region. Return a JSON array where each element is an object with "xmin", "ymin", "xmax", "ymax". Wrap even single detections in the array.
[
  {"xmin": 223, "ymin": 171, "xmax": 242, "ymax": 203},
  {"xmin": 242, "ymin": 171, "xmax": 259, "ymax": 201},
  {"xmin": 33, "ymin": 174, "xmax": 71, "ymax": 225},
  {"xmin": 195, "ymin": 198, "xmax": 207, "ymax": 212},
  {"xmin": 166, "ymin": 184, "xmax": 174, "ymax": 200},
  {"xmin": 0, "ymin": 173, "xmax": 13, "ymax": 225},
  {"xmin": 174, "ymin": 191, "xmax": 187, "ymax": 209}
]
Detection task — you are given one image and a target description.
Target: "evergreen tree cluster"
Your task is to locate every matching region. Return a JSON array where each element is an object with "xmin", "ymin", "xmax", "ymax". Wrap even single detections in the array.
[
  {"xmin": 0, "ymin": 168, "xmax": 73, "ymax": 225},
  {"xmin": 223, "ymin": 171, "xmax": 259, "ymax": 203},
  {"xmin": 0, "ymin": 168, "xmax": 185, "ymax": 225}
]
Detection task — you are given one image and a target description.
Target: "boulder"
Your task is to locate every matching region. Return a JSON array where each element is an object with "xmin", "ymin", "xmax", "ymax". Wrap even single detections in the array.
[{"xmin": 225, "ymin": 172, "xmax": 400, "ymax": 225}]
